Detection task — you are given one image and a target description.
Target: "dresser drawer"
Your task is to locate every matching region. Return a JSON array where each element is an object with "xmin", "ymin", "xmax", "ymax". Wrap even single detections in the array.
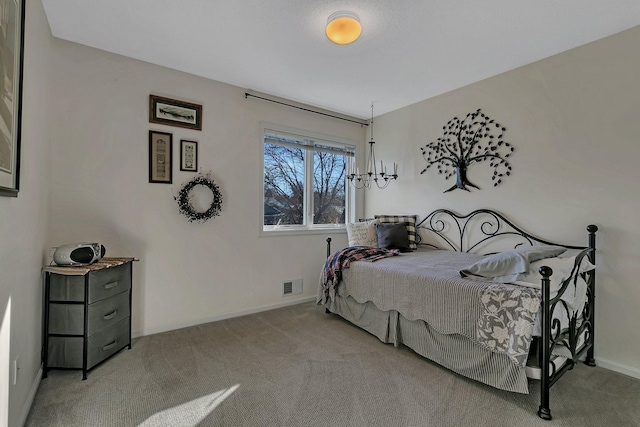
[
  {"xmin": 47, "ymin": 316, "xmax": 130, "ymax": 369},
  {"xmin": 48, "ymin": 263, "xmax": 131, "ymax": 303},
  {"xmin": 47, "ymin": 336, "xmax": 83, "ymax": 369},
  {"xmin": 87, "ymin": 317, "xmax": 131, "ymax": 368},
  {"xmin": 48, "ymin": 275, "xmax": 84, "ymax": 302},
  {"xmin": 88, "ymin": 263, "xmax": 131, "ymax": 303},
  {"xmin": 87, "ymin": 291, "xmax": 130, "ymax": 336},
  {"xmin": 48, "ymin": 290, "xmax": 130, "ymax": 336}
]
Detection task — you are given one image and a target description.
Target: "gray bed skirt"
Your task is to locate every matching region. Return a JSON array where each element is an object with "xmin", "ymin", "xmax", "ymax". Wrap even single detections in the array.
[{"xmin": 323, "ymin": 294, "xmax": 531, "ymax": 394}]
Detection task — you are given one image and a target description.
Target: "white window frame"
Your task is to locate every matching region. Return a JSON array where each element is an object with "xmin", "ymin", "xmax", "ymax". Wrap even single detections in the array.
[{"xmin": 260, "ymin": 122, "xmax": 356, "ymax": 236}]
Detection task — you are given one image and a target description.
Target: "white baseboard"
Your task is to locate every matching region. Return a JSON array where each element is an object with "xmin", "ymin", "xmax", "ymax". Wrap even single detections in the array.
[
  {"xmin": 17, "ymin": 365, "xmax": 42, "ymax": 427},
  {"xmin": 596, "ymin": 357, "xmax": 640, "ymax": 380},
  {"xmin": 133, "ymin": 296, "xmax": 316, "ymax": 338}
]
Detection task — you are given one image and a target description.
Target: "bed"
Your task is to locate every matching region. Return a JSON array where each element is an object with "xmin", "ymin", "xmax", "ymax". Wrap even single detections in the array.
[{"xmin": 317, "ymin": 209, "xmax": 597, "ymax": 420}]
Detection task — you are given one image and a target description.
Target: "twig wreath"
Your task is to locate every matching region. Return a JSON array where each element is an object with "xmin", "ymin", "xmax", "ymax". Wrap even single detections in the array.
[{"xmin": 175, "ymin": 173, "xmax": 223, "ymax": 223}]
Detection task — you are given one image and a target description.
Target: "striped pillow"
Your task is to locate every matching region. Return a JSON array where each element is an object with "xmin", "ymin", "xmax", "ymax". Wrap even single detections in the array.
[{"xmin": 374, "ymin": 215, "xmax": 418, "ymax": 250}]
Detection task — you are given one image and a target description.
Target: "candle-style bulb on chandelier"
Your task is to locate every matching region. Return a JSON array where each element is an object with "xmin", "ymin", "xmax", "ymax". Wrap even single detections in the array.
[{"xmin": 347, "ymin": 103, "xmax": 398, "ymax": 189}]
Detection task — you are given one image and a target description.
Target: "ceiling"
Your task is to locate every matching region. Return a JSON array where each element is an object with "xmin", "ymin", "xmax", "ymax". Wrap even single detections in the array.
[{"xmin": 41, "ymin": 1, "xmax": 640, "ymax": 120}]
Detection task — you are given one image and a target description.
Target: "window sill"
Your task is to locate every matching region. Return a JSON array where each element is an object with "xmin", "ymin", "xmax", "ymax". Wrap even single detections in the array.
[{"xmin": 259, "ymin": 226, "xmax": 347, "ymax": 237}]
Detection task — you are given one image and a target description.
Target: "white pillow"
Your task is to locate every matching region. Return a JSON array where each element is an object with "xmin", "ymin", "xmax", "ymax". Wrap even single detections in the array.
[
  {"xmin": 514, "ymin": 255, "xmax": 595, "ymax": 292},
  {"xmin": 459, "ymin": 245, "xmax": 567, "ymax": 283},
  {"xmin": 346, "ymin": 219, "xmax": 380, "ymax": 247}
]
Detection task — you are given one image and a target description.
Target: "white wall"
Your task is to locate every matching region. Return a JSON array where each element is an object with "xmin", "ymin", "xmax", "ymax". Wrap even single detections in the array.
[
  {"xmin": 47, "ymin": 37, "xmax": 362, "ymax": 338},
  {"xmin": 0, "ymin": 1, "xmax": 52, "ymax": 425},
  {"xmin": 365, "ymin": 26, "xmax": 640, "ymax": 377}
]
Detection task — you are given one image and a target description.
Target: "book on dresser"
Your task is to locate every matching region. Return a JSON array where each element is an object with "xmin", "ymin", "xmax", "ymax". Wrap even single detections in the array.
[{"xmin": 42, "ymin": 257, "xmax": 135, "ymax": 380}]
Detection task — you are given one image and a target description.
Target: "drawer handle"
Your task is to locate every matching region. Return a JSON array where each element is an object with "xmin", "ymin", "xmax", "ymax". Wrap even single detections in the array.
[
  {"xmin": 103, "ymin": 281, "xmax": 119, "ymax": 290},
  {"xmin": 103, "ymin": 310, "xmax": 118, "ymax": 320},
  {"xmin": 102, "ymin": 340, "xmax": 117, "ymax": 351}
]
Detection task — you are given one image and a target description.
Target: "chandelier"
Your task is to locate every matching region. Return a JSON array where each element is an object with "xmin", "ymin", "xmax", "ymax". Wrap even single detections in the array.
[{"xmin": 347, "ymin": 103, "xmax": 398, "ymax": 189}]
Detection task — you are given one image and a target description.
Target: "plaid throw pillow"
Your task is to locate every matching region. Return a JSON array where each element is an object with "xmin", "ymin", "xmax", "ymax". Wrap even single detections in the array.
[{"xmin": 374, "ymin": 215, "xmax": 418, "ymax": 250}]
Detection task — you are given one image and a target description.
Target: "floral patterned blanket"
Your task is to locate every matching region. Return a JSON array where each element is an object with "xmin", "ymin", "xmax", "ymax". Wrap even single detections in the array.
[
  {"xmin": 319, "ymin": 249, "xmax": 542, "ymax": 367},
  {"xmin": 476, "ymin": 284, "xmax": 541, "ymax": 366}
]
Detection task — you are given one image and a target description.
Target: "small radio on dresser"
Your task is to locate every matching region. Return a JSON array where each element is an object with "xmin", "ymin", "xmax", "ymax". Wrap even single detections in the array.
[{"xmin": 52, "ymin": 242, "xmax": 106, "ymax": 266}]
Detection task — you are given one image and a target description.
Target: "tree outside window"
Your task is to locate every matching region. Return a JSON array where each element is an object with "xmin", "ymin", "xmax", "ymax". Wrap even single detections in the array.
[{"xmin": 263, "ymin": 127, "xmax": 353, "ymax": 232}]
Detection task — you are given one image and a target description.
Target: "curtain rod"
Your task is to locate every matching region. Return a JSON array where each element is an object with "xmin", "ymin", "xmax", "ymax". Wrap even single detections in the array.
[{"xmin": 244, "ymin": 93, "xmax": 368, "ymax": 126}]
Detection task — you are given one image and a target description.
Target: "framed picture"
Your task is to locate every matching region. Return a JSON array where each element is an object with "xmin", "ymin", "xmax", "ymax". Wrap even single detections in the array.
[
  {"xmin": 0, "ymin": 0, "xmax": 26, "ymax": 197},
  {"xmin": 149, "ymin": 95, "xmax": 202, "ymax": 131},
  {"xmin": 180, "ymin": 140, "xmax": 198, "ymax": 172},
  {"xmin": 149, "ymin": 130, "xmax": 173, "ymax": 184}
]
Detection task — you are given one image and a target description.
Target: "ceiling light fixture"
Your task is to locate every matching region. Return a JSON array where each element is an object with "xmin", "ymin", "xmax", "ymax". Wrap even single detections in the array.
[
  {"xmin": 325, "ymin": 11, "xmax": 362, "ymax": 45},
  {"xmin": 347, "ymin": 103, "xmax": 398, "ymax": 189}
]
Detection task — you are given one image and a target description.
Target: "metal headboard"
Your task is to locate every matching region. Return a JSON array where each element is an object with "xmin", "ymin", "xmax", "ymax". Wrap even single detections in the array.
[{"xmin": 416, "ymin": 209, "xmax": 588, "ymax": 254}]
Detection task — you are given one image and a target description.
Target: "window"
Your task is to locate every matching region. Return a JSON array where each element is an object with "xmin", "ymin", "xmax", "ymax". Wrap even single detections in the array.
[{"xmin": 261, "ymin": 124, "xmax": 355, "ymax": 234}]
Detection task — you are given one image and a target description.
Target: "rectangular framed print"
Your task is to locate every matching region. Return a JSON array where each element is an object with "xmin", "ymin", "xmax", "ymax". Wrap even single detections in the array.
[
  {"xmin": 0, "ymin": 0, "xmax": 26, "ymax": 197},
  {"xmin": 149, "ymin": 95, "xmax": 202, "ymax": 131},
  {"xmin": 180, "ymin": 139, "xmax": 198, "ymax": 172},
  {"xmin": 149, "ymin": 130, "xmax": 173, "ymax": 184}
]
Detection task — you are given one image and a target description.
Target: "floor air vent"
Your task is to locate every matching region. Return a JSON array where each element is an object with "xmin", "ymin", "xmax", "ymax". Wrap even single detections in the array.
[{"xmin": 283, "ymin": 279, "xmax": 303, "ymax": 296}]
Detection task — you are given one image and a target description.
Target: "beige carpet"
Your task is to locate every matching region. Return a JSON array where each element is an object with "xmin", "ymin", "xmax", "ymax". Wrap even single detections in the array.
[{"xmin": 26, "ymin": 302, "xmax": 640, "ymax": 426}]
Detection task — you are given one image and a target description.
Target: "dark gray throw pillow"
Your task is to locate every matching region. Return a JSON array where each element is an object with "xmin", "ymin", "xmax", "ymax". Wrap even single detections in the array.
[{"xmin": 376, "ymin": 222, "xmax": 412, "ymax": 252}]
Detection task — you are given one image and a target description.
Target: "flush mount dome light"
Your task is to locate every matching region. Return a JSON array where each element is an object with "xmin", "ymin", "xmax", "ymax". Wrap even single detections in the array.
[{"xmin": 325, "ymin": 11, "xmax": 362, "ymax": 45}]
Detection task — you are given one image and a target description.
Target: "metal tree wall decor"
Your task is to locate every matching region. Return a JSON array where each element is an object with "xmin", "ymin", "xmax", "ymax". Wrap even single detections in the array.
[{"xmin": 420, "ymin": 109, "xmax": 514, "ymax": 193}]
